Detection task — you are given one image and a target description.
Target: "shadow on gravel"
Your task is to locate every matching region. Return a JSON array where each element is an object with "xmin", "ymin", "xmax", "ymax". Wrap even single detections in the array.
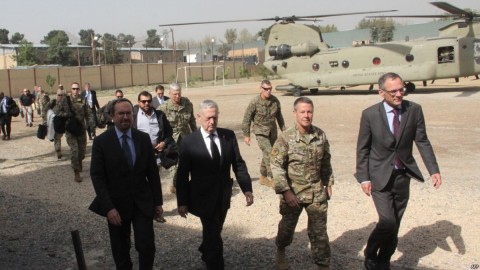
[
  {"xmin": 396, "ymin": 220, "xmax": 466, "ymax": 269},
  {"xmin": 0, "ymin": 161, "xmax": 464, "ymax": 269}
]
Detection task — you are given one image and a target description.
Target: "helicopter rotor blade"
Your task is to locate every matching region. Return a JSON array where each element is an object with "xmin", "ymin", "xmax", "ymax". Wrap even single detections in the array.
[
  {"xmin": 367, "ymin": 15, "xmax": 453, "ymax": 19},
  {"xmin": 368, "ymin": 2, "xmax": 479, "ymax": 21},
  {"xmin": 159, "ymin": 10, "xmax": 397, "ymax": 27},
  {"xmin": 430, "ymin": 2, "xmax": 472, "ymax": 17},
  {"xmin": 159, "ymin": 18, "xmax": 273, "ymax": 27},
  {"xmin": 297, "ymin": 10, "xmax": 397, "ymax": 19}
]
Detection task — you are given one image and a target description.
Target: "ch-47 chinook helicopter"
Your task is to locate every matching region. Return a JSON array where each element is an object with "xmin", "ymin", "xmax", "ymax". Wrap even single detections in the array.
[{"xmin": 160, "ymin": 2, "xmax": 480, "ymax": 96}]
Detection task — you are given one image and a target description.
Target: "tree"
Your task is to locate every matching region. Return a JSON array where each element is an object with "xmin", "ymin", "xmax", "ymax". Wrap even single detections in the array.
[
  {"xmin": 117, "ymin": 33, "xmax": 136, "ymax": 47},
  {"xmin": 78, "ymin": 29, "xmax": 101, "ymax": 47},
  {"xmin": 224, "ymin": 29, "xmax": 237, "ymax": 44},
  {"xmin": 101, "ymin": 33, "xmax": 123, "ymax": 64},
  {"xmin": 217, "ymin": 42, "xmax": 232, "ymax": 60},
  {"xmin": 10, "ymin": 32, "xmax": 25, "ymax": 44},
  {"xmin": 238, "ymin": 28, "xmax": 254, "ymax": 43},
  {"xmin": 41, "ymin": 30, "xmax": 74, "ymax": 65},
  {"xmin": 45, "ymin": 74, "xmax": 57, "ymax": 91},
  {"xmin": 255, "ymin": 28, "xmax": 268, "ymax": 41},
  {"xmin": 202, "ymin": 35, "xmax": 216, "ymax": 54},
  {"xmin": 319, "ymin": 24, "xmax": 338, "ymax": 33},
  {"xmin": 356, "ymin": 18, "xmax": 395, "ymax": 43},
  {"xmin": 0, "ymin": 28, "xmax": 9, "ymax": 44},
  {"xmin": 176, "ymin": 38, "xmax": 196, "ymax": 50},
  {"xmin": 144, "ymin": 29, "xmax": 160, "ymax": 48},
  {"xmin": 12, "ymin": 40, "xmax": 37, "ymax": 66}
]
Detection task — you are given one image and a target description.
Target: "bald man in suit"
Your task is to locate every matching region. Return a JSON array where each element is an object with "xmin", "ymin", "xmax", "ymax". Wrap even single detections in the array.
[{"xmin": 355, "ymin": 72, "xmax": 442, "ymax": 270}]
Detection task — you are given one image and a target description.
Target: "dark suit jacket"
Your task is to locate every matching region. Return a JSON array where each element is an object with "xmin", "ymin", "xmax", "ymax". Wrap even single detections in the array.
[
  {"xmin": 80, "ymin": 90, "xmax": 100, "ymax": 111},
  {"xmin": 89, "ymin": 127, "xmax": 163, "ymax": 218},
  {"xmin": 151, "ymin": 96, "xmax": 169, "ymax": 109},
  {"xmin": 176, "ymin": 128, "xmax": 252, "ymax": 218},
  {"xmin": 355, "ymin": 100, "xmax": 440, "ymax": 190}
]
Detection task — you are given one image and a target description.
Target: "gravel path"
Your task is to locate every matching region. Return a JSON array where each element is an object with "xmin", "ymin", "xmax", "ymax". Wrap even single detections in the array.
[{"xmin": 1, "ymin": 79, "xmax": 478, "ymax": 269}]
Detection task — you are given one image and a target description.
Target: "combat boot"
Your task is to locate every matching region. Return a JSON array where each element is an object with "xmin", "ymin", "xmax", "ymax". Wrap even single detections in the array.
[
  {"xmin": 275, "ymin": 247, "xmax": 289, "ymax": 270},
  {"xmin": 74, "ymin": 171, "xmax": 82, "ymax": 182},
  {"xmin": 315, "ymin": 264, "xmax": 330, "ymax": 270}
]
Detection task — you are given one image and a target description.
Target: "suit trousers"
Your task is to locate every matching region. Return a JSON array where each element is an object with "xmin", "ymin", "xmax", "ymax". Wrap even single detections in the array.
[
  {"xmin": 199, "ymin": 209, "xmax": 228, "ymax": 270},
  {"xmin": 107, "ymin": 205, "xmax": 156, "ymax": 270},
  {"xmin": 0, "ymin": 114, "xmax": 12, "ymax": 137},
  {"xmin": 365, "ymin": 172, "xmax": 410, "ymax": 262}
]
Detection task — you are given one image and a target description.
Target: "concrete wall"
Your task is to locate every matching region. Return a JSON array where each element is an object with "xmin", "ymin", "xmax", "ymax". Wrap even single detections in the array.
[{"xmin": 0, "ymin": 62, "xmax": 246, "ymax": 97}]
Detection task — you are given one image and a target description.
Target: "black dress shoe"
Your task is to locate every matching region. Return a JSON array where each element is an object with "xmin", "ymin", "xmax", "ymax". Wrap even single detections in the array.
[{"xmin": 364, "ymin": 258, "xmax": 377, "ymax": 270}]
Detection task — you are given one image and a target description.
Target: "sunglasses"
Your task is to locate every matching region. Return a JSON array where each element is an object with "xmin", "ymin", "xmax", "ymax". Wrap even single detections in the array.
[
  {"xmin": 262, "ymin": 87, "xmax": 272, "ymax": 91},
  {"xmin": 72, "ymin": 88, "xmax": 80, "ymax": 90},
  {"xmin": 116, "ymin": 96, "xmax": 124, "ymax": 98},
  {"xmin": 139, "ymin": 100, "xmax": 152, "ymax": 104}
]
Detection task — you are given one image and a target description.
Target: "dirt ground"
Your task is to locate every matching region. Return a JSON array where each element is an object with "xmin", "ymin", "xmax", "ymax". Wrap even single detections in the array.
[{"xmin": 0, "ymin": 77, "xmax": 479, "ymax": 269}]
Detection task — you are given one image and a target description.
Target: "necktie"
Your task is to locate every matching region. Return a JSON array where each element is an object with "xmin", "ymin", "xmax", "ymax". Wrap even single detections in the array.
[
  {"xmin": 392, "ymin": 108, "xmax": 404, "ymax": 169},
  {"xmin": 209, "ymin": 134, "xmax": 221, "ymax": 168},
  {"xmin": 122, "ymin": 134, "xmax": 134, "ymax": 168}
]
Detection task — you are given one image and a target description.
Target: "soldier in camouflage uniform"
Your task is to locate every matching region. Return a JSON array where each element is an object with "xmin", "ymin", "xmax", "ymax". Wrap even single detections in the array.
[
  {"xmin": 42, "ymin": 88, "xmax": 64, "ymax": 159},
  {"xmin": 53, "ymin": 82, "xmax": 95, "ymax": 182},
  {"xmin": 242, "ymin": 80, "xmax": 286, "ymax": 187},
  {"xmin": 159, "ymin": 83, "xmax": 196, "ymax": 193},
  {"xmin": 35, "ymin": 86, "xmax": 49, "ymax": 116},
  {"xmin": 270, "ymin": 97, "xmax": 334, "ymax": 270}
]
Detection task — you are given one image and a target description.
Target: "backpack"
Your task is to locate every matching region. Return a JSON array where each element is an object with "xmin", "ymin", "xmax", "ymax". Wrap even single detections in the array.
[{"xmin": 9, "ymin": 100, "xmax": 20, "ymax": 117}]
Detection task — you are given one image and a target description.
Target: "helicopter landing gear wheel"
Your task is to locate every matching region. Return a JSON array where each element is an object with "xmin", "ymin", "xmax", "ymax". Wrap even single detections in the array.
[
  {"xmin": 340, "ymin": 86, "xmax": 346, "ymax": 91},
  {"xmin": 405, "ymin": 82, "xmax": 415, "ymax": 93},
  {"xmin": 293, "ymin": 89, "xmax": 302, "ymax": 97}
]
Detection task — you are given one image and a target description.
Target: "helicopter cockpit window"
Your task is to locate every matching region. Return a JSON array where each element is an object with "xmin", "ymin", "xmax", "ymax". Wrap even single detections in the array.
[
  {"xmin": 329, "ymin": 61, "xmax": 338, "ymax": 68},
  {"xmin": 312, "ymin": 63, "xmax": 320, "ymax": 71},
  {"xmin": 372, "ymin": 57, "xmax": 381, "ymax": 65},
  {"xmin": 342, "ymin": 60, "xmax": 349, "ymax": 68},
  {"xmin": 405, "ymin": 54, "xmax": 414, "ymax": 62},
  {"xmin": 438, "ymin": 46, "xmax": 454, "ymax": 64}
]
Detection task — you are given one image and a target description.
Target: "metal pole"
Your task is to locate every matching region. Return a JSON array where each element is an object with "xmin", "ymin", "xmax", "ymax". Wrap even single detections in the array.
[
  {"xmin": 71, "ymin": 230, "xmax": 87, "ymax": 270},
  {"xmin": 91, "ymin": 33, "xmax": 96, "ymax": 65}
]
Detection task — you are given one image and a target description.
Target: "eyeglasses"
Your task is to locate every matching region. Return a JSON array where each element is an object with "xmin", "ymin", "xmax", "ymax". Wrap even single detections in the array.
[
  {"xmin": 57, "ymin": 94, "xmax": 64, "ymax": 96},
  {"xmin": 382, "ymin": 87, "xmax": 405, "ymax": 96},
  {"xmin": 139, "ymin": 99, "xmax": 152, "ymax": 104},
  {"xmin": 262, "ymin": 87, "xmax": 272, "ymax": 91},
  {"xmin": 116, "ymin": 96, "xmax": 124, "ymax": 98},
  {"xmin": 71, "ymin": 88, "xmax": 80, "ymax": 90}
]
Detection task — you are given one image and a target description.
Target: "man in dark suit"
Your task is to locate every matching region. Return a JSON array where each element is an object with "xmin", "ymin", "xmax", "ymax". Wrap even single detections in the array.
[
  {"xmin": 151, "ymin": 85, "xmax": 169, "ymax": 109},
  {"xmin": 81, "ymin": 82, "xmax": 100, "ymax": 140},
  {"xmin": 355, "ymin": 72, "xmax": 442, "ymax": 270},
  {"xmin": 89, "ymin": 98, "xmax": 164, "ymax": 270},
  {"xmin": 176, "ymin": 99, "xmax": 254, "ymax": 270},
  {"xmin": 0, "ymin": 92, "xmax": 15, "ymax": 140}
]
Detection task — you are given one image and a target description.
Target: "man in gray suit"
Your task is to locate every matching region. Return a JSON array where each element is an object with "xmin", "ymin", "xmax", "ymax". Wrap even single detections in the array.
[{"xmin": 355, "ymin": 72, "xmax": 442, "ymax": 270}]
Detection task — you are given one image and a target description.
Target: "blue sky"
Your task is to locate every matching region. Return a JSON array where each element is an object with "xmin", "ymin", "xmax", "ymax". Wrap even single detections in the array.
[{"xmin": 2, "ymin": 0, "xmax": 477, "ymax": 46}]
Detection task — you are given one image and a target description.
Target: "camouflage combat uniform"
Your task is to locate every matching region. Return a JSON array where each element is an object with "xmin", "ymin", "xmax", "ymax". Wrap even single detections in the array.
[
  {"xmin": 242, "ymin": 94, "xmax": 285, "ymax": 178},
  {"xmin": 159, "ymin": 97, "xmax": 196, "ymax": 186},
  {"xmin": 53, "ymin": 95, "xmax": 94, "ymax": 172},
  {"xmin": 271, "ymin": 125, "xmax": 334, "ymax": 266},
  {"xmin": 36, "ymin": 92, "xmax": 49, "ymax": 115},
  {"xmin": 42, "ymin": 99, "xmax": 63, "ymax": 155}
]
